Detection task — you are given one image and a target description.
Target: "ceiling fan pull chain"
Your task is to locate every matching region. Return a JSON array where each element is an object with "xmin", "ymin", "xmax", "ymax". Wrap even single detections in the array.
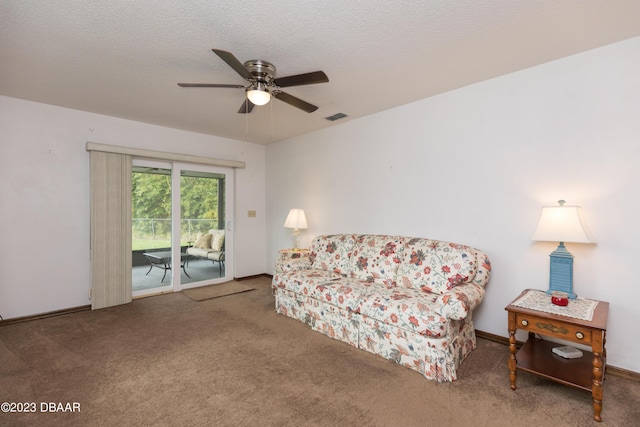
[{"xmin": 245, "ymin": 103, "xmax": 249, "ymax": 140}]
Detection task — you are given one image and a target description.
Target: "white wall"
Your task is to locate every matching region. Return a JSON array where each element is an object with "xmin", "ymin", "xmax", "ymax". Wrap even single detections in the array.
[
  {"xmin": 266, "ymin": 36, "xmax": 640, "ymax": 373},
  {"xmin": 0, "ymin": 96, "xmax": 266, "ymax": 319}
]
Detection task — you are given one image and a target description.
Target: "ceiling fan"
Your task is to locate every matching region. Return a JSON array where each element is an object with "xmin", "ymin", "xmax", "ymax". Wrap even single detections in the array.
[{"xmin": 178, "ymin": 49, "xmax": 329, "ymax": 114}]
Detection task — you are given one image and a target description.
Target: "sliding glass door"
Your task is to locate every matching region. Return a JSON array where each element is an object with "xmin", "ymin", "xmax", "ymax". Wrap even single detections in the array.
[
  {"xmin": 178, "ymin": 166, "xmax": 231, "ymax": 290},
  {"xmin": 132, "ymin": 162, "xmax": 173, "ymax": 295},
  {"xmin": 132, "ymin": 160, "xmax": 234, "ymax": 296}
]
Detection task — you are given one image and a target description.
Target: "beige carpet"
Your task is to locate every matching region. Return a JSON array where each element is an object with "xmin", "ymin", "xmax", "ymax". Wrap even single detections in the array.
[
  {"xmin": 182, "ymin": 280, "xmax": 255, "ymax": 301},
  {"xmin": 1, "ymin": 276, "xmax": 638, "ymax": 427}
]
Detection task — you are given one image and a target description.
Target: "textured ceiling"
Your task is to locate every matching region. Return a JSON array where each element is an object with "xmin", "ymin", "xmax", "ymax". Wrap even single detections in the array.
[{"xmin": 2, "ymin": 1, "xmax": 640, "ymax": 144}]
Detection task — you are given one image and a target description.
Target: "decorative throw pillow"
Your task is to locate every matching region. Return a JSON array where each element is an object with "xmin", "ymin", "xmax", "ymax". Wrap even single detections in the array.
[
  {"xmin": 211, "ymin": 233, "xmax": 225, "ymax": 251},
  {"xmin": 194, "ymin": 232, "xmax": 212, "ymax": 249}
]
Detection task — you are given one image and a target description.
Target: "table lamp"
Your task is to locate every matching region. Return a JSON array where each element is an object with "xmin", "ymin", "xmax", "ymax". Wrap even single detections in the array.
[
  {"xmin": 531, "ymin": 200, "xmax": 595, "ymax": 299},
  {"xmin": 284, "ymin": 208, "xmax": 308, "ymax": 250}
]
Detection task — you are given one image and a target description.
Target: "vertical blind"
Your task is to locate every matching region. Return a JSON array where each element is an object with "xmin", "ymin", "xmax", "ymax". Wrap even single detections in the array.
[{"xmin": 90, "ymin": 151, "xmax": 132, "ymax": 310}]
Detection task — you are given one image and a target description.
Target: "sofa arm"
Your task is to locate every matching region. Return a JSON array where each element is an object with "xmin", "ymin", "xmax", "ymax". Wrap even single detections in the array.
[
  {"xmin": 275, "ymin": 249, "xmax": 311, "ymax": 273},
  {"xmin": 470, "ymin": 249, "xmax": 491, "ymax": 288},
  {"xmin": 276, "ymin": 257, "xmax": 311, "ymax": 273},
  {"xmin": 434, "ymin": 282, "xmax": 486, "ymax": 320}
]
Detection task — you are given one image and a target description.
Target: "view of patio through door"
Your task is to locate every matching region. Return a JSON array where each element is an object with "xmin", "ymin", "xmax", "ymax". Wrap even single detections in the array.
[{"xmin": 131, "ymin": 160, "xmax": 233, "ymax": 296}]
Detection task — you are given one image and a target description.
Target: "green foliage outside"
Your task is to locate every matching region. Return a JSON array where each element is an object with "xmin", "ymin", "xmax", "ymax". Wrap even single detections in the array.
[
  {"xmin": 132, "ymin": 172, "xmax": 220, "ymax": 250},
  {"xmin": 132, "ymin": 238, "xmax": 171, "ymax": 251}
]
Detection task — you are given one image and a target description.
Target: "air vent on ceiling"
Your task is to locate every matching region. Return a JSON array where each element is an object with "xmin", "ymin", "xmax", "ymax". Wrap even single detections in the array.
[{"xmin": 324, "ymin": 112, "xmax": 348, "ymax": 121}]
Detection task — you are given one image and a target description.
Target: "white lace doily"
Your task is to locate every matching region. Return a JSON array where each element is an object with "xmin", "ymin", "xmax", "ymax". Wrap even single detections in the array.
[{"xmin": 511, "ymin": 289, "xmax": 598, "ymax": 321}]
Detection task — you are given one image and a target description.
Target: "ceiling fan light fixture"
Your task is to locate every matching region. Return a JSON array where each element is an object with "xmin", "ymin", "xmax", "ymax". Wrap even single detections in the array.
[{"xmin": 246, "ymin": 83, "xmax": 271, "ymax": 106}]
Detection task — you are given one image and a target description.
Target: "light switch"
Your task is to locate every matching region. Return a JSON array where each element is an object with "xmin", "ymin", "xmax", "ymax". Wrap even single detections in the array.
[{"xmin": 248, "ymin": 210, "xmax": 256, "ymax": 218}]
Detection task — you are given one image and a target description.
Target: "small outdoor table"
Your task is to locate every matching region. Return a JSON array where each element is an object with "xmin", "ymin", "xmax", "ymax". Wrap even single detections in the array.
[{"xmin": 142, "ymin": 251, "xmax": 190, "ymax": 282}]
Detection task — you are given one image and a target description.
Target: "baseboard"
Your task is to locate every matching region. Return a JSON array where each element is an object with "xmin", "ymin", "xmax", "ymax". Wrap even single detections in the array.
[
  {"xmin": 0, "ymin": 305, "xmax": 91, "ymax": 326},
  {"xmin": 235, "ymin": 273, "xmax": 272, "ymax": 281},
  {"xmin": 475, "ymin": 329, "xmax": 640, "ymax": 382}
]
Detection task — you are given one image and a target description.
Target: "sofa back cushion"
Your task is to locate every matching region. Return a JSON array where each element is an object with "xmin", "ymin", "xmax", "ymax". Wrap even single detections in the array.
[
  {"xmin": 208, "ymin": 229, "xmax": 225, "ymax": 251},
  {"xmin": 348, "ymin": 235, "xmax": 405, "ymax": 287},
  {"xmin": 396, "ymin": 238, "xmax": 478, "ymax": 295},
  {"xmin": 310, "ymin": 234, "xmax": 358, "ymax": 275},
  {"xmin": 193, "ymin": 232, "xmax": 213, "ymax": 249}
]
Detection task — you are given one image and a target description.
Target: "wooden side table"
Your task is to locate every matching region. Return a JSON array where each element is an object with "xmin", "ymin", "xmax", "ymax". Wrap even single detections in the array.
[{"xmin": 505, "ymin": 289, "xmax": 609, "ymax": 422}]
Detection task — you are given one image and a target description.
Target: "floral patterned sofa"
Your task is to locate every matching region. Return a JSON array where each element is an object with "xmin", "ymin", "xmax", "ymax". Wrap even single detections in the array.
[{"xmin": 272, "ymin": 234, "xmax": 491, "ymax": 382}]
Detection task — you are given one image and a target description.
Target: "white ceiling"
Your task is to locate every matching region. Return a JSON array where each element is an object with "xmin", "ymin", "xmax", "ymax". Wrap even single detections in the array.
[{"xmin": 2, "ymin": 1, "xmax": 640, "ymax": 145}]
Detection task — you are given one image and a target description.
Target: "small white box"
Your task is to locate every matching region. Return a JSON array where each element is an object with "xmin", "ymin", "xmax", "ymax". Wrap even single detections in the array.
[{"xmin": 552, "ymin": 345, "xmax": 583, "ymax": 359}]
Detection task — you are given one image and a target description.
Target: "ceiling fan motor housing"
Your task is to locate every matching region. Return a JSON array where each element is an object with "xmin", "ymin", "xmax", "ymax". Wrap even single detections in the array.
[{"xmin": 244, "ymin": 60, "xmax": 276, "ymax": 84}]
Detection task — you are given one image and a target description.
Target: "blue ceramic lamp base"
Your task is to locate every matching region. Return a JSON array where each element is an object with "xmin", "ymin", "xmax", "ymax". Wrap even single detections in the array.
[{"xmin": 546, "ymin": 242, "xmax": 577, "ymax": 299}]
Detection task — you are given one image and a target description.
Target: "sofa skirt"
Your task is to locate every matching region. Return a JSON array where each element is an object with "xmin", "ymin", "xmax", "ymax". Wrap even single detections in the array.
[
  {"xmin": 274, "ymin": 288, "xmax": 477, "ymax": 382},
  {"xmin": 358, "ymin": 314, "xmax": 476, "ymax": 381},
  {"xmin": 275, "ymin": 288, "xmax": 359, "ymax": 347}
]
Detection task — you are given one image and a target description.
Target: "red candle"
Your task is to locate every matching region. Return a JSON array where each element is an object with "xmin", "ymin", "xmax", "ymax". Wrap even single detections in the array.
[{"xmin": 551, "ymin": 291, "xmax": 569, "ymax": 306}]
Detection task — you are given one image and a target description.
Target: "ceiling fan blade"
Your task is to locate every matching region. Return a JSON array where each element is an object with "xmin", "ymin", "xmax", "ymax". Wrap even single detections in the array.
[
  {"xmin": 177, "ymin": 83, "xmax": 244, "ymax": 88},
  {"xmin": 212, "ymin": 49, "xmax": 251, "ymax": 80},
  {"xmin": 237, "ymin": 99, "xmax": 255, "ymax": 114},
  {"xmin": 273, "ymin": 71, "xmax": 329, "ymax": 88},
  {"xmin": 273, "ymin": 91, "xmax": 318, "ymax": 113}
]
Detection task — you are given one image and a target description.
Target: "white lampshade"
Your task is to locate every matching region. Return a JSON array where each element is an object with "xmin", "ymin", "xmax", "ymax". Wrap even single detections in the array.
[
  {"xmin": 532, "ymin": 200, "xmax": 595, "ymax": 243},
  {"xmin": 246, "ymin": 83, "xmax": 271, "ymax": 106},
  {"xmin": 284, "ymin": 209, "xmax": 308, "ymax": 229}
]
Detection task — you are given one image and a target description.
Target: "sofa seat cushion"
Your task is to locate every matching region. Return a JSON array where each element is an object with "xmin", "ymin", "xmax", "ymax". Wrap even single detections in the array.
[
  {"xmin": 207, "ymin": 251, "xmax": 224, "ymax": 262},
  {"xmin": 348, "ymin": 235, "xmax": 406, "ymax": 286},
  {"xmin": 186, "ymin": 247, "xmax": 213, "ymax": 258},
  {"xmin": 358, "ymin": 286, "xmax": 450, "ymax": 338},
  {"xmin": 310, "ymin": 234, "xmax": 359, "ymax": 275},
  {"xmin": 309, "ymin": 277, "xmax": 377, "ymax": 312},
  {"xmin": 273, "ymin": 269, "xmax": 342, "ymax": 295},
  {"xmin": 396, "ymin": 239, "xmax": 478, "ymax": 295}
]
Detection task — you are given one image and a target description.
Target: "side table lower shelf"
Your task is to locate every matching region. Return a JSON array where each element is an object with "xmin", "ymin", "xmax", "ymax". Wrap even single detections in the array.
[{"xmin": 516, "ymin": 336, "xmax": 605, "ymax": 392}]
